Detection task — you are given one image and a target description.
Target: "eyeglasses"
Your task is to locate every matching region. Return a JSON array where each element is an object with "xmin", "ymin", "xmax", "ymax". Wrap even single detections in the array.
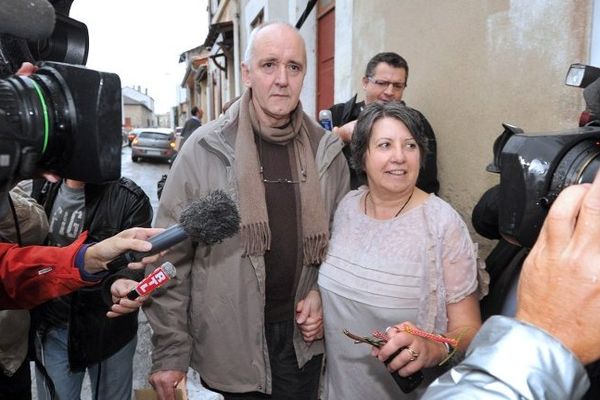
[
  {"xmin": 260, "ymin": 166, "xmax": 306, "ymax": 184},
  {"xmin": 258, "ymin": 136, "xmax": 307, "ymax": 184},
  {"xmin": 366, "ymin": 76, "xmax": 407, "ymax": 92}
]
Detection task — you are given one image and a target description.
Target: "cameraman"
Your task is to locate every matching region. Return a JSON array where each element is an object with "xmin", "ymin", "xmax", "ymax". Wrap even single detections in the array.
[{"xmin": 415, "ymin": 171, "xmax": 600, "ymax": 399}]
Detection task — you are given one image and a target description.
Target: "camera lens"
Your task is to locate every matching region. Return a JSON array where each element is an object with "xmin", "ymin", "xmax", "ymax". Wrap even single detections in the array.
[
  {"xmin": 0, "ymin": 68, "xmax": 72, "ymax": 164},
  {"xmin": 549, "ymin": 138, "xmax": 600, "ymax": 200},
  {"xmin": 0, "ymin": 67, "xmax": 73, "ymax": 178}
]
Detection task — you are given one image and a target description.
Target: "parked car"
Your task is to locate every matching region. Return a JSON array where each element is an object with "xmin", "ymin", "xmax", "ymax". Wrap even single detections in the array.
[
  {"xmin": 131, "ymin": 128, "xmax": 177, "ymax": 163},
  {"xmin": 127, "ymin": 128, "xmax": 143, "ymax": 146}
]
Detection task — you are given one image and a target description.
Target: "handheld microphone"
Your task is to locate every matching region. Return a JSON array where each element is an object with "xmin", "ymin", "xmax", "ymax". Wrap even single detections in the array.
[
  {"xmin": 319, "ymin": 109, "xmax": 333, "ymax": 131},
  {"xmin": 108, "ymin": 190, "xmax": 240, "ymax": 272},
  {"xmin": 127, "ymin": 262, "xmax": 176, "ymax": 300},
  {"xmin": 0, "ymin": 0, "xmax": 56, "ymax": 40}
]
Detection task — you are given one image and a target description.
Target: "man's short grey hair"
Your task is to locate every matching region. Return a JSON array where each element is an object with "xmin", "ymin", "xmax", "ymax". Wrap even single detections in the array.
[{"xmin": 243, "ymin": 21, "xmax": 304, "ymax": 65}]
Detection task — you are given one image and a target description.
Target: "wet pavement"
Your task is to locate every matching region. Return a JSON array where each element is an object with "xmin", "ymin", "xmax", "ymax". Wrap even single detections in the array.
[{"xmin": 120, "ymin": 145, "xmax": 171, "ymax": 216}]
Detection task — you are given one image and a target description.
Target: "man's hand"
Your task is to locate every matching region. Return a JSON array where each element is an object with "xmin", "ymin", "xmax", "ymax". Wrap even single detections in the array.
[
  {"xmin": 149, "ymin": 370, "xmax": 186, "ymax": 400},
  {"xmin": 296, "ymin": 289, "xmax": 323, "ymax": 343},
  {"xmin": 333, "ymin": 120, "xmax": 356, "ymax": 144},
  {"xmin": 16, "ymin": 62, "xmax": 37, "ymax": 76},
  {"xmin": 84, "ymin": 227, "xmax": 164, "ymax": 274},
  {"xmin": 106, "ymin": 279, "xmax": 146, "ymax": 318},
  {"xmin": 516, "ymin": 170, "xmax": 600, "ymax": 365}
]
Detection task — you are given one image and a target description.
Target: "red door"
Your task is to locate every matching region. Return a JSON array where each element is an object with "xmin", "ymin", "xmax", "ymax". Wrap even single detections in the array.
[{"xmin": 316, "ymin": 3, "xmax": 335, "ymax": 114}]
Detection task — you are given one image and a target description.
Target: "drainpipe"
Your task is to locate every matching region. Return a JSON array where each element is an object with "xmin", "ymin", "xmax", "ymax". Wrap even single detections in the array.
[
  {"xmin": 207, "ymin": 70, "xmax": 214, "ymax": 120},
  {"xmin": 233, "ymin": 0, "xmax": 241, "ymax": 96}
]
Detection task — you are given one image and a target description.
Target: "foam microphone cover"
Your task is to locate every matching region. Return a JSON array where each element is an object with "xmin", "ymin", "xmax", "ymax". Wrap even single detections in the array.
[
  {"xmin": 180, "ymin": 189, "xmax": 240, "ymax": 245},
  {"xmin": 106, "ymin": 190, "xmax": 240, "ymax": 272},
  {"xmin": 0, "ymin": 0, "xmax": 56, "ymax": 40}
]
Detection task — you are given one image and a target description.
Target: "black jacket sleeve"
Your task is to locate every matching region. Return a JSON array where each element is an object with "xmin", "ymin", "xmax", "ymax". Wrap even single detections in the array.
[
  {"xmin": 330, "ymin": 94, "xmax": 361, "ymax": 127},
  {"xmin": 415, "ymin": 111, "xmax": 440, "ymax": 195},
  {"xmin": 472, "ymin": 185, "xmax": 501, "ymax": 240}
]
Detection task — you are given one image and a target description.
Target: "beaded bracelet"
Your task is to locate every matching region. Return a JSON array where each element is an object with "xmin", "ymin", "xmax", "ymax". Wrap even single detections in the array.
[{"xmin": 383, "ymin": 324, "xmax": 463, "ymax": 366}]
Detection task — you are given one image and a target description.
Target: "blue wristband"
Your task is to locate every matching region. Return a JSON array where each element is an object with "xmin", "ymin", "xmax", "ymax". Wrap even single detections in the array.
[{"xmin": 75, "ymin": 243, "xmax": 108, "ymax": 282}]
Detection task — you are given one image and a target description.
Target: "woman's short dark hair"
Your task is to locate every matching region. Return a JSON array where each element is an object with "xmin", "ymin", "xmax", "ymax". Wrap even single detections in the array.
[{"xmin": 350, "ymin": 102, "xmax": 429, "ymax": 183}]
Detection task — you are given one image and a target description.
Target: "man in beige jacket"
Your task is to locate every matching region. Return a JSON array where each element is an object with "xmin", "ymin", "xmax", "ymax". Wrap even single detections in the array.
[{"xmin": 145, "ymin": 22, "xmax": 349, "ymax": 400}]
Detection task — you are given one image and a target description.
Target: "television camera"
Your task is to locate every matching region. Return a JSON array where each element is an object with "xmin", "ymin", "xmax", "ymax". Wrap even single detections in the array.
[
  {"xmin": 490, "ymin": 63, "xmax": 600, "ymax": 248},
  {"xmin": 0, "ymin": 0, "xmax": 122, "ymax": 195}
]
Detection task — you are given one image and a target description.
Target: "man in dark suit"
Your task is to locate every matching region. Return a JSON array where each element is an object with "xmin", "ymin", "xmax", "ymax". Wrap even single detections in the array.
[
  {"xmin": 180, "ymin": 106, "xmax": 203, "ymax": 147},
  {"xmin": 330, "ymin": 52, "xmax": 439, "ymax": 193}
]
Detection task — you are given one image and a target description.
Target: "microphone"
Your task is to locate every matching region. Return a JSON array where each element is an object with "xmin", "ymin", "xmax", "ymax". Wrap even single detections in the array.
[
  {"xmin": 0, "ymin": 0, "xmax": 56, "ymax": 40},
  {"xmin": 127, "ymin": 262, "xmax": 176, "ymax": 300},
  {"xmin": 107, "ymin": 190, "xmax": 240, "ymax": 272},
  {"xmin": 319, "ymin": 109, "xmax": 333, "ymax": 131}
]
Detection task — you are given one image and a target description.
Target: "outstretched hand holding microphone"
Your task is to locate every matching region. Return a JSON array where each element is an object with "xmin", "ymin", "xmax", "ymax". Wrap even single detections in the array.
[
  {"xmin": 103, "ymin": 190, "xmax": 240, "ymax": 317},
  {"xmin": 106, "ymin": 189, "xmax": 240, "ymax": 272}
]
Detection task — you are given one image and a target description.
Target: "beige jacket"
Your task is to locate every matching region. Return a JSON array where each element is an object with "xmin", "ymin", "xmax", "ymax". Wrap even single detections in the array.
[{"xmin": 144, "ymin": 98, "xmax": 349, "ymax": 394}]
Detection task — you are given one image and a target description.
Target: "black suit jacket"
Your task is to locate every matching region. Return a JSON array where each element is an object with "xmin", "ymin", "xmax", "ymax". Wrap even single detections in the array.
[{"xmin": 181, "ymin": 117, "xmax": 202, "ymax": 141}]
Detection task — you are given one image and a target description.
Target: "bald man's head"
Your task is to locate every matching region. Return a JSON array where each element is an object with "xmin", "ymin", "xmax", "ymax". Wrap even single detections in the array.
[{"xmin": 241, "ymin": 22, "xmax": 307, "ymax": 127}]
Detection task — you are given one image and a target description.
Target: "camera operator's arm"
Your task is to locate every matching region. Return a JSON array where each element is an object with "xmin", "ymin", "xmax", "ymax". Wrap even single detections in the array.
[
  {"xmin": 0, "ymin": 227, "xmax": 163, "ymax": 310},
  {"xmin": 516, "ymin": 176, "xmax": 600, "ymax": 363},
  {"xmin": 422, "ymin": 172, "xmax": 600, "ymax": 399}
]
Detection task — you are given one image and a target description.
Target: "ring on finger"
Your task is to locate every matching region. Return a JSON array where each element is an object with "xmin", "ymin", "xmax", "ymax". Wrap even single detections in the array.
[{"xmin": 405, "ymin": 346, "xmax": 419, "ymax": 361}]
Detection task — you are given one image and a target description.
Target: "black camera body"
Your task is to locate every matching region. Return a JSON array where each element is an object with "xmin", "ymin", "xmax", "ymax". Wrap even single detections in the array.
[
  {"xmin": 0, "ymin": 0, "xmax": 121, "ymax": 193},
  {"xmin": 495, "ymin": 125, "xmax": 600, "ymax": 248},
  {"xmin": 0, "ymin": 62, "xmax": 122, "ymax": 187}
]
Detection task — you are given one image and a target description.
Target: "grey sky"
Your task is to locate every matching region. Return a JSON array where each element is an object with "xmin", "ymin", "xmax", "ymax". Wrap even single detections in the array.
[{"xmin": 70, "ymin": 0, "xmax": 209, "ymax": 114}]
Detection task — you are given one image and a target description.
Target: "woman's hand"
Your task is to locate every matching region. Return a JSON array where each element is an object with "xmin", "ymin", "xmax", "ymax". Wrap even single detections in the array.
[
  {"xmin": 372, "ymin": 321, "xmax": 446, "ymax": 377},
  {"xmin": 296, "ymin": 289, "xmax": 324, "ymax": 343}
]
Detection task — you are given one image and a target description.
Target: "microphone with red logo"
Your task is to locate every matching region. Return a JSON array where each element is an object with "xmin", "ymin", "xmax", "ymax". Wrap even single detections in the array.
[{"xmin": 127, "ymin": 262, "xmax": 176, "ymax": 300}]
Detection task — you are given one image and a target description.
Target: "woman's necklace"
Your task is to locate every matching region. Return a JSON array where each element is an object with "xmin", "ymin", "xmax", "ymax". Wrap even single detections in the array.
[{"xmin": 364, "ymin": 189, "xmax": 415, "ymax": 218}]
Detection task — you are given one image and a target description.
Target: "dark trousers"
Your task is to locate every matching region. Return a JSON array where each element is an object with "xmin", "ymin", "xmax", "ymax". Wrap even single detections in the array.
[
  {"xmin": 207, "ymin": 319, "xmax": 323, "ymax": 400},
  {"xmin": 0, "ymin": 360, "xmax": 31, "ymax": 400}
]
